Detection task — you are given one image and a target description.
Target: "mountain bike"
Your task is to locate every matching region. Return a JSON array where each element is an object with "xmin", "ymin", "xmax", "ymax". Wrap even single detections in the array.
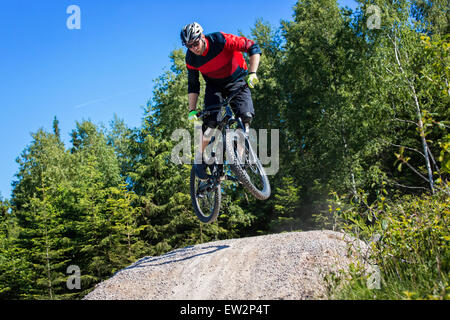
[{"xmin": 190, "ymin": 80, "xmax": 271, "ymax": 223}]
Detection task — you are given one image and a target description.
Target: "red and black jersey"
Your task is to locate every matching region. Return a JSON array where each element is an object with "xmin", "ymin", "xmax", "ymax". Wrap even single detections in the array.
[{"xmin": 186, "ymin": 32, "xmax": 262, "ymax": 94}]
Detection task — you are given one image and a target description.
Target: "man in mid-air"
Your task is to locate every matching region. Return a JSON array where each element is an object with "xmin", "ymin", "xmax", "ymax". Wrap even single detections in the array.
[{"xmin": 180, "ymin": 22, "xmax": 262, "ymax": 179}]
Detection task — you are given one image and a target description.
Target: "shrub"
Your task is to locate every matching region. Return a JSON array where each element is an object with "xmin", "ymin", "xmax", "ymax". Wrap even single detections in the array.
[{"xmin": 326, "ymin": 185, "xmax": 449, "ymax": 299}]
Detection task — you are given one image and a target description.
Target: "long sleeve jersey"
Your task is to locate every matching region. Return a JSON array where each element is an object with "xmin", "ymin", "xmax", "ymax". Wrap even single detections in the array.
[{"xmin": 185, "ymin": 32, "xmax": 262, "ymax": 94}]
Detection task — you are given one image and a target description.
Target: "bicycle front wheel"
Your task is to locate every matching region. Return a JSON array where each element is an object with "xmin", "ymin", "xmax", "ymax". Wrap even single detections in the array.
[
  {"xmin": 190, "ymin": 167, "xmax": 221, "ymax": 223},
  {"xmin": 226, "ymin": 130, "xmax": 271, "ymax": 200}
]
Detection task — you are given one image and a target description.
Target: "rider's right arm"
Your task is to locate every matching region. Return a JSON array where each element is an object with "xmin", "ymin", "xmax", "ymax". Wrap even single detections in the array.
[
  {"xmin": 187, "ymin": 67, "xmax": 200, "ymax": 111},
  {"xmin": 188, "ymin": 93, "xmax": 199, "ymax": 111},
  {"xmin": 187, "ymin": 68, "xmax": 200, "ymax": 96}
]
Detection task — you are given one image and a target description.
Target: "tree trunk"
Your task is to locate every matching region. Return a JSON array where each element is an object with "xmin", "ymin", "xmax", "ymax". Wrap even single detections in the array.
[
  {"xmin": 342, "ymin": 132, "xmax": 357, "ymax": 196},
  {"xmin": 410, "ymin": 84, "xmax": 434, "ymax": 194},
  {"xmin": 390, "ymin": 32, "xmax": 435, "ymax": 194},
  {"xmin": 44, "ymin": 222, "xmax": 53, "ymax": 300}
]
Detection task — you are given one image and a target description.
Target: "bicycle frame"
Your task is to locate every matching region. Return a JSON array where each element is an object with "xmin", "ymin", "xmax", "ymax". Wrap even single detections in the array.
[
  {"xmin": 197, "ymin": 81, "xmax": 249, "ymax": 130},
  {"xmin": 195, "ymin": 81, "xmax": 249, "ymax": 192}
]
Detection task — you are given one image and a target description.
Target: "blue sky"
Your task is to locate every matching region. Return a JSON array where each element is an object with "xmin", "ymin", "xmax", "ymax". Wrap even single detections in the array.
[{"xmin": 0, "ymin": 0, "xmax": 358, "ymax": 200}]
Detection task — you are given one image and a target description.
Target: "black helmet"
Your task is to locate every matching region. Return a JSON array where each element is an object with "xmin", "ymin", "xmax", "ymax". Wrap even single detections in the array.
[{"xmin": 180, "ymin": 22, "xmax": 203, "ymax": 46}]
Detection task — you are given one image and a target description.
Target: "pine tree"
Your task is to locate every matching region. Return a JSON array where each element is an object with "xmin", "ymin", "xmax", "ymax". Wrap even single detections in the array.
[
  {"xmin": 53, "ymin": 116, "xmax": 61, "ymax": 141},
  {"xmin": 106, "ymin": 184, "xmax": 148, "ymax": 266},
  {"xmin": 25, "ymin": 189, "xmax": 72, "ymax": 299},
  {"xmin": 10, "ymin": 126, "xmax": 75, "ymax": 299}
]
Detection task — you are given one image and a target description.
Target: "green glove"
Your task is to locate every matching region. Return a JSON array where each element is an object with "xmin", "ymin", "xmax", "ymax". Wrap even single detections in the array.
[
  {"xmin": 246, "ymin": 72, "xmax": 259, "ymax": 89},
  {"xmin": 188, "ymin": 110, "xmax": 198, "ymax": 122}
]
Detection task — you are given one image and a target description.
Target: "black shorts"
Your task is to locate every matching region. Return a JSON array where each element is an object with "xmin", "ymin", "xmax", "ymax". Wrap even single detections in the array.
[{"xmin": 202, "ymin": 79, "xmax": 254, "ymax": 132}]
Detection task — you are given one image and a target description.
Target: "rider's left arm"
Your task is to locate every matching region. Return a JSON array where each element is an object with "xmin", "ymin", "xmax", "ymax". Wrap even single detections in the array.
[
  {"xmin": 221, "ymin": 32, "xmax": 262, "ymax": 75},
  {"xmin": 248, "ymin": 53, "xmax": 260, "ymax": 74},
  {"xmin": 222, "ymin": 32, "xmax": 262, "ymax": 57}
]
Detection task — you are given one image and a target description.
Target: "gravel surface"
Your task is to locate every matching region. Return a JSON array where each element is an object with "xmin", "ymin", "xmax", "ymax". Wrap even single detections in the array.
[{"xmin": 83, "ymin": 230, "xmax": 370, "ymax": 300}]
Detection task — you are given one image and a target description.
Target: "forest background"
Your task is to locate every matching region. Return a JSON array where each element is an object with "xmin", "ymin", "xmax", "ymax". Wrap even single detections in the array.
[{"xmin": 0, "ymin": 0, "xmax": 448, "ymax": 299}]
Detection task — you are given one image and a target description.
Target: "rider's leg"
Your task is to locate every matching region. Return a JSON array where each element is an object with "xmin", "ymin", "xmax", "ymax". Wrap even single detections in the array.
[
  {"xmin": 227, "ymin": 79, "xmax": 255, "ymax": 162},
  {"xmin": 227, "ymin": 79, "xmax": 255, "ymax": 131},
  {"xmin": 236, "ymin": 112, "xmax": 253, "ymax": 161},
  {"xmin": 194, "ymin": 85, "xmax": 222, "ymax": 180},
  {"xmin": 194, "ymin": 126, "xmax": 214, "ymax": 180},
  {"xmin": 240, "ymin": 112, "xmax": 253, "ymax": 134}
]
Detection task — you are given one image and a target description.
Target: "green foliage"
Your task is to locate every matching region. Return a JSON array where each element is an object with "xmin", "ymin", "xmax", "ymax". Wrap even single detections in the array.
[
  {"xmin": 327, "ymin": 184, "xmax": 449, "ymax": 299},
  {"xmin": 268, "ymin": 177, "xmax": 302, "ymax": 232},
  {"xmin": 0, "ymin": 197, "xmax": 33, "ymax": 299}
]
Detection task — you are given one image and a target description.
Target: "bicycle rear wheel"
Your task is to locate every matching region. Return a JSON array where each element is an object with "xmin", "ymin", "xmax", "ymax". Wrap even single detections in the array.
[
  {"xmin": 190, "ymin": 166, "xmax": 221, "ymax": 223},
  {"xmin": 226, "ymin": 130, "xmax": 271, "ymax": 200}
]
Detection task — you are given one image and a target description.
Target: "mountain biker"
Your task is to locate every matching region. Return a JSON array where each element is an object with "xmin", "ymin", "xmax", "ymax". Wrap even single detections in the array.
[{"xmin": 181, "ymin": 22, "xmax": 262, "ymax": 180}]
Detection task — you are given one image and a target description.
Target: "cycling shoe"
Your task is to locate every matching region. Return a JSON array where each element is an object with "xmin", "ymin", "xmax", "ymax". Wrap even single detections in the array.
[{"xmin": 194, "ymin": 163, "xmax": 208, "ymax": 180}]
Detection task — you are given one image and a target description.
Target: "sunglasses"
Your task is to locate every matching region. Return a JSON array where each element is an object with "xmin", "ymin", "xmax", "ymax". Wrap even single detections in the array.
[{"xmin": 186, "ymin": 38, "xmax": 201, "ymax": 49}]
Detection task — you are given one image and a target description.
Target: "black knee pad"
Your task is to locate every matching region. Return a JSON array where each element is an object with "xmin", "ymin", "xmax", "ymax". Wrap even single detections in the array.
[{"xmin": 240, "ymin": 112, "xmax": 253, "ymax": 125}]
